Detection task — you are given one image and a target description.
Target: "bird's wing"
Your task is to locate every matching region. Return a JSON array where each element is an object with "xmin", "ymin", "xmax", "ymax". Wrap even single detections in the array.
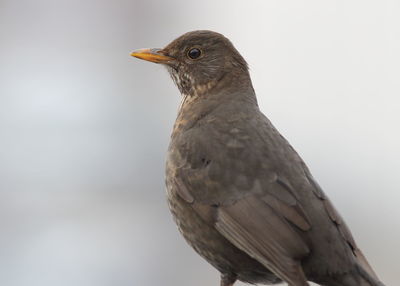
[
  {"xmin": 167, "ymin": 115, "xmax": 317, "ymax": 283},
  {"xmin": 215, "ymin": 194, "xmax": 309, "ymax": 285},
  {"xmin": 171, "ymin": 168, "xmax": 311, "ymax": 283},
  {"xmin": 171, "ymin": 168, "xmax": 312, "ymax": 285}
]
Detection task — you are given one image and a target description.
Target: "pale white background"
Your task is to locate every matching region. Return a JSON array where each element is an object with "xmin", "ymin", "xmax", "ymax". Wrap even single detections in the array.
[{"xmin": 0, "ymin": 0, "xmax": 399, "ymax": 285}]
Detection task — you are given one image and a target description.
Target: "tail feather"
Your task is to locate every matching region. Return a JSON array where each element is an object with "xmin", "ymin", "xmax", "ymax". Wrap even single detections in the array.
[
  {"xmin": 319, "ymin": 264, "xmax": 385, "ymax": 286},
  {"xmin": 354, "ymin": 248, "xmax": 380, "ymax": 282},
  {"xmin": 355, "ymin": 262, "xmax": 385, "ymax": 286},
  {"xmin": 315, "ymin": 248, "xmax": 385, "ymax": 286}
]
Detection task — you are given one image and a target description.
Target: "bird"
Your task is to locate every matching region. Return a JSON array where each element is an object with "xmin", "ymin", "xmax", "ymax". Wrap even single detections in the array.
[{"xmin": 130, "ymin": 30, "xmax": 385, "ymax": 286}]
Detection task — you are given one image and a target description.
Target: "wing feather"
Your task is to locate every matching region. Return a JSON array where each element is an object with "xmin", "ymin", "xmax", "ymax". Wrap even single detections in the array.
[{"xmin": 215, "ymin": 195, "xmax": 309, "ymax": 285}]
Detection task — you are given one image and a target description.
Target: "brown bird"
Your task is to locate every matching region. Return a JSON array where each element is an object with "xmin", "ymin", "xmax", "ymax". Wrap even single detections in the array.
[{"xmin": 131, "ymin": 30, "xmax": 385, "ymax": 286}]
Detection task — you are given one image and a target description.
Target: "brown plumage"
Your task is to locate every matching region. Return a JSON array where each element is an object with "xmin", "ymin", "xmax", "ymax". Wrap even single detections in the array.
[{"xmin": 131, "ymin": 30, "xmax": 385, "ymax": 286}]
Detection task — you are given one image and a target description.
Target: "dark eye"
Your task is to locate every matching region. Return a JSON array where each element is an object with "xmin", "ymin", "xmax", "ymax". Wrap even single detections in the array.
[{"xmin": 187, "ymin": 48, "xmax": 202, "ymax": 59}]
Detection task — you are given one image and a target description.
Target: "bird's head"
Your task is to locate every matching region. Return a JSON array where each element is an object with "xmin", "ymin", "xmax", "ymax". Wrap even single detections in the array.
[{"xmin": 131, "ymin": 30, "xmax": 252, "ymax": 97}]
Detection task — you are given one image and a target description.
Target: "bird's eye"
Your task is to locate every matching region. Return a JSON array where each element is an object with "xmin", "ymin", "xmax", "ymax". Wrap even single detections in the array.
[{"xmin": 187, "ymin": 48, "xmax": 202, "ymax": 59}]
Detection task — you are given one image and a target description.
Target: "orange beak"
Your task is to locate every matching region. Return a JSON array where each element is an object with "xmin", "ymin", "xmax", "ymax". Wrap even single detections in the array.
[{"xmin": 130, "ymin": 48, "xmax": 174, "ymax": 64}]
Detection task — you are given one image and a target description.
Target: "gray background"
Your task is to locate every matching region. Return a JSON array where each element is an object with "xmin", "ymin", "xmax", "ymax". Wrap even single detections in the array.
[{"xmin": 0, "ymin": 0, "xmax": 399, "ymax": 285}]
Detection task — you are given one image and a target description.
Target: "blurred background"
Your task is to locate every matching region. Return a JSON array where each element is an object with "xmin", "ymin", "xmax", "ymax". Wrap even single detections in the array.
[{"xmin": 0, "ymin": 0, "xmax": 399, "ymax": 285}]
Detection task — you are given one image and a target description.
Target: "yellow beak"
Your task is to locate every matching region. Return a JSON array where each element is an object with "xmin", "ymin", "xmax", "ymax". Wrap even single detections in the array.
[{"xmin": 130, "ymin": 48, "xmax": 174, "ymax": 64}]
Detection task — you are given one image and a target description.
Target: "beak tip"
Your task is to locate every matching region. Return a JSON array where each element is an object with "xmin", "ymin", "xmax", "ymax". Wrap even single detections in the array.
[
  {"xmin": 129, "ymin": 48, "xmax": 173, "ymax": 64},
  {"xmin": 130, "ymin": 49, "xmax": 144, "ymax": 58}
]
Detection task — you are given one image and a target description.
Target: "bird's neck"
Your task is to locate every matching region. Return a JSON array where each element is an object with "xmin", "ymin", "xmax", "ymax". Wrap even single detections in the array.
[
  {"xmin": 179, "ymin": 69, "xmax": 256, "ymax": 107},
  {"xmin": 173, "ymin": 74, "xmax": 258, "ymax": 135}
]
